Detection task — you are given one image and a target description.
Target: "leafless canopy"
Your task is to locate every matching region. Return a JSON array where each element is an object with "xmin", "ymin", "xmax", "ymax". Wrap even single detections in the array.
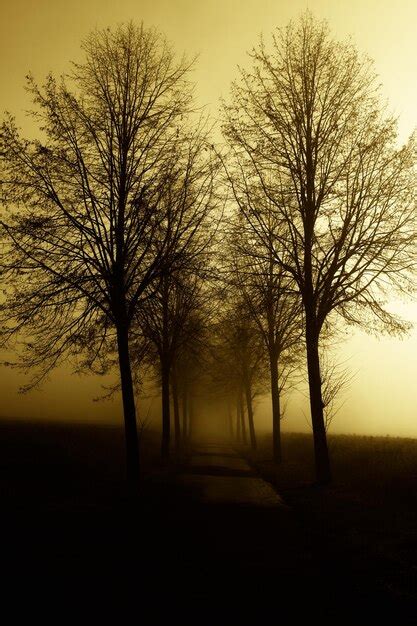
[
  {"xmin": 222, "ymin": 12, "xmax": 416, "ymax": 481},
  {"xmin": 222, "ymin": 13, "xmax": 416, "ymax": 336},
  {"xmin": 0, "ymin": 23, "xmax": 216, "ymax": 388}
]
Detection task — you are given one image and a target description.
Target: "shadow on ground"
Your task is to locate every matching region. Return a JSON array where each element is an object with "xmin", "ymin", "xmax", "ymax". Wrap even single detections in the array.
[{"xmin": 1, "ymin": 422, "xmax": 416, "ymax": 623}]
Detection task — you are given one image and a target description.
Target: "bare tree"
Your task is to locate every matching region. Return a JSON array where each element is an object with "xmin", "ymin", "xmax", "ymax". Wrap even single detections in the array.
[
  {"xmin": 210, "ymin": 301, "xmax": 267, "ymax": 451},
  {"xmin": 222, "ymin": 13, "xmax": 416, "ymax": 483},
  {"xmin": 320, "ymin": 351, "xmax": 355, "ymax": 432},
  {"xmin": 138, "ymin": 265, "xmax": 213, "ymax": 457},
  {"xmin": 0, "ymin": 22, "xmax": 201, "ymax": 487},
  {"xmin": 174, "ymin": 305, "xmax": 212, "ymax": 446},
  {"xmin": 227, "ymin": 209, "xmax": 302, "ymax": 462},
  {"xmin": 302, "ymin": 347, "xmax": 355, "ymax": 432},
  {"xmin": 135, "ymin": 137, "xmax": 219, "ymax": 459}
]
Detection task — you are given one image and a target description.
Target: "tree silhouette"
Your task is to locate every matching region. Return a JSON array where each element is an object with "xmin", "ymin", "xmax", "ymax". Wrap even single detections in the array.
[
  {"xmin": 174, "ymin": 309, "xmax": 211, "ymax": 445},
  {"xmin": 0, "ymin": 22, "xmax": 203, "ymax": 487},
  {"xmin": 138, "ymin": 265, "xmax": 213, "ymax": 457},
  {"xmin": 227, "ymin": 210, "xmax": 302, "ymax": 462},
  {"xmin": 210, "ymin": 301, "xmax": 267, "ymax": 451},
  {"xmin": 222, "ymin": 13, "xmax": 416, "ymax": 483}
]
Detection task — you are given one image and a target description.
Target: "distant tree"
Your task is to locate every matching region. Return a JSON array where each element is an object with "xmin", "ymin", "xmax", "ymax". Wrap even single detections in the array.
[
  {"xmin": 227, "ymin": 210, "xmax": 302, "ymax": 462},
  {"xmin": 320, "ymin": 350, "xmax": 355, "ymax": 432},
  {"xmin": 138, "ymin": 265, "xmax": 213, "ymax": 458},
  {"xmin": 173, "ymin": 307, "xmax": 210, "ymax": 445},
  {"xmin": 210, "ymin": 301, "xmax": 267, "ymax": 451},
  {"xmin": 222, "ymin": 13, "xmax": 416, "ymax": 483},
  {"xmin": 0, "ymin": 22, "xmax": 202, "ymax": 487},
  {"xmin": 135, "ymin": 138, "xmax": 218, "ymax": 460}
]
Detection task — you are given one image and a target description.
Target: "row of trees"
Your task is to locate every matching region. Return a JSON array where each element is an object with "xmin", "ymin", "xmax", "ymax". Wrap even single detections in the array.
[{"xmin": 0, "ymin": 15, "xmax": 415, "ymax": 486}]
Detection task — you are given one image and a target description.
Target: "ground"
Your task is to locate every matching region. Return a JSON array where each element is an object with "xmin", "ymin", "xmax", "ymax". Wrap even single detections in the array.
[{"xmin": 1, "ymin": 422, "xmax": 417, "ymax": 623}]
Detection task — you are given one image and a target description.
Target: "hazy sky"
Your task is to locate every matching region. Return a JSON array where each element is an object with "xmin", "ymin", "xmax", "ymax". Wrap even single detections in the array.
[{"xmin": 0, "ymin": 0, "xmax": 416, "ymax": 435}]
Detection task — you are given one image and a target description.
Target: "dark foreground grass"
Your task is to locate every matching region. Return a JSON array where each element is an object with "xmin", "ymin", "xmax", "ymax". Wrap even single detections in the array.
[
  {"xmin": 248, "ymin": 432, "xmax": 417, "ymax": 610},
  {"xmin": 1, "ymin": 421, "xmax": 417, "ymax": 623}
]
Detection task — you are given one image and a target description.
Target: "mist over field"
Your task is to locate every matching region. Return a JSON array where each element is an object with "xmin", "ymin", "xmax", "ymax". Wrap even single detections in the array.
[
  {"xmin": 0, "ymin": 2, "xmax": 417, "ymax": 622},
  {"xmin": 2, "ymin": 311, "xmax": 416, "ymax": 438},
  {"xmin": 1, "ymin": 0, "xmax": 416, "ymax": 440}
]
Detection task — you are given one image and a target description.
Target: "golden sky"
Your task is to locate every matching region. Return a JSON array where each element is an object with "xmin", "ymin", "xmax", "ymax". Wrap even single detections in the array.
[{"xmin": 0, "ymin": 0, "xmax": 416, "ymax": 434}]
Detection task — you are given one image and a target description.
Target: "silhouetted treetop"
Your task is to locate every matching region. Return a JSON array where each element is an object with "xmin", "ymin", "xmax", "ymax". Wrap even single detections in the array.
[
  {"xmin": 222, "ymin": 11, "xmax": 416, "ymax": 482},
  {"xmin": 0, "ymin": 21, "xmax": 217, "ymax": 484}
]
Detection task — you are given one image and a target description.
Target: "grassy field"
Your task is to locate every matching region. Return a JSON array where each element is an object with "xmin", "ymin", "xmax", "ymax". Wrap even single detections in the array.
[
  {"xmin": 0, "ymin": 420, "xmax": 165, "ymax": 622},
  {"xmin": 1, "ymin": 421, "xmax": 417, "ymax": 621},
  {"xmin": 248, "ymin": 432, "xmax": 417, "ymax": 609}
]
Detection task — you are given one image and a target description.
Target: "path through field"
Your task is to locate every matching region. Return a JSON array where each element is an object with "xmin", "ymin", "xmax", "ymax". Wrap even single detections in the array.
[
  {"xmin": 1, "ymin": 426, "xmax": 415, "ymax": 623},
  {"xmin": 138, "ymin": 440, "xmax": 406, "ymax": 624}
]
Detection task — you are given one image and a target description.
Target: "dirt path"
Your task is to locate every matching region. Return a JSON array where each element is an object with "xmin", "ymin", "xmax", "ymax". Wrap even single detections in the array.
[
  {"xmin": 140, "ymin": 440, "xmax": 321, "ymax": 623},
  {"xmin": 2, "ymin": 428, "xmax": 415, "ymax": 623},
  {"xmin": 139, "ymin": 440, "xmax": 417, "ymax": 624},
  {"xmin": 174, "ymin": 440, "xmax": 288, "ymax": 506}
]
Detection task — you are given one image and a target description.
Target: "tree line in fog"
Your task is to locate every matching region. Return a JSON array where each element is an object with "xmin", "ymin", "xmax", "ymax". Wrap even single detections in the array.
[{"xmin": 0, "ymin": 14, "xmax": 415, "ymax": 486}]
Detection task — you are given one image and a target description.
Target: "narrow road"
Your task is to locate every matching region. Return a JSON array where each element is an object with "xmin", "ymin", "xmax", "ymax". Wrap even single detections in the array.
[
  {"xmin": 2, "ymin": 426, "xmax": 414, "ymax": 623},
  {"xmin": 139, "ymin": 440, "xmax": 414, "ymax": 624},
  {"xmin": 175, "ymin": 440, "xmax": 288, "ymax": 506},
  {"xmin": 139, "ymin": 441, "xmax": 331, "ymax": 624}
]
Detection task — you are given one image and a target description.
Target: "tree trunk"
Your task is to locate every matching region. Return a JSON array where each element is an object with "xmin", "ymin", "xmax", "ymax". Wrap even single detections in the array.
[
  {"xmin": 244, "ymin": 379, "xmax": 257, "ymax": 451},
  {"xmin": 269, "ymin": 351, "xmax": 282, "ymax": 463},
  {"xmin": 303, "ymin": 193, "xmax": 331, "ymax": 483},
  {"xmin": 236, "ymin": 394, "xmax": 241, "ymax": 441},
  {"xmin": 305, "ymin": 313, "xmax": 331, "ymax": 484},
  {"xmin": 160, "ymin": 273, "xmax": 171, "ymax": 459},
  {"xmin": 116, "ymin": 323, "xmax": 140, "ymax": 487},
  {"xmin": 266, "ymin": 255, "xmax": 281, "ymax": 463},
  {"xmin": 228, "ymin": 402, "xmax": 234, "ymax": 439},
  {"xmin": 182, "ymin": 382, "xmax": 188, "ymax": 443},
  {"xmin": 172, "ymin": 367, "xmax": 181, "ymax": 452},
  {"xmin": 188, "ymin": 394, "xmax": 194, "ymax": 441},
  {"xmin": 161, "ymin": 358, "xmax": 171, "ymax": 459},
  {"xmin": 239, "ymin": 389, "xmax": 247, "ymax": 445}
]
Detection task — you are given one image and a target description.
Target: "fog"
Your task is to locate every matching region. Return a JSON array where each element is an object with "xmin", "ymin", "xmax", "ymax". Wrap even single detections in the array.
[
  {"xmin": 2, "ymin": 317, "xmax": 416, "ymax": 439},
  {"xmin": 0, "ymin": 0, "xmax": 416, "ymax": 438},
  {"xmin": 1, "ymin": 6, "xmax": 416, "ymax": 621}
]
